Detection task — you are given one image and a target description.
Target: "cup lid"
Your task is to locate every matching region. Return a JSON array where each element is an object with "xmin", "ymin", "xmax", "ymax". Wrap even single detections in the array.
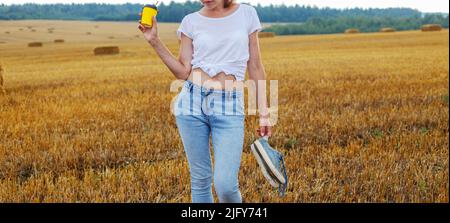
[{"xmin": 143, "ymin": 4, "xmax": 157, "ymax": 10}]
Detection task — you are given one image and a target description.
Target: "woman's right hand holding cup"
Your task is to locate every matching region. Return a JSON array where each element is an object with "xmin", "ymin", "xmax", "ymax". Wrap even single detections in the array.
[{"xmin": 138, "ymin": 15, "xmax": 159, "ymax": 45}]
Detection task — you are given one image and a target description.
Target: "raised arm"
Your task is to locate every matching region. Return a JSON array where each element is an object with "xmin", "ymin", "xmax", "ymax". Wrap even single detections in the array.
[{"xmin": 139, "ymin": 16, "xmax": 193, "ymax": 80}]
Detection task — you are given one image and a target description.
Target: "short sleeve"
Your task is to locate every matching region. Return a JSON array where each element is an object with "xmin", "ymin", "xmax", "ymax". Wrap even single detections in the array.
[
  {"xmin": 177, "ymin": 15, "xmax": 193, "ymax": 40},
  {"xmin": 247, "ymin": 6, "xmax": 263, "ymax": 35}
]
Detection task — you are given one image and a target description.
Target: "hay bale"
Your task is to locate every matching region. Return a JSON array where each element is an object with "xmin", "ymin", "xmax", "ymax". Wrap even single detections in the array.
[
  {"xmin": 19, "ymin": 28, "xmax": 23, "ymax": 31},
  {"xmin": 380, "ymin": 27, "xmax": 396, "ymax": 33},
  {"xmin": 28, "ymin": 42, "xmax": 43, "ymax": 47},
  {"xmin": 0, "ymin": 65, "xmax": 5, "ymax": 94},
  {"xmin": 94, "ymin": 46, "xmax": 120, "ymax": 56},
  {"xmin": 31, "ymin": 29, "xmax": 36, "ymax": 32},
  {"xmin": 258, "ymin": 32, "xmax": 276, "ymax": 38},
  {"xmin": 345, "ymin": 28, "xmax": 360, "ymax": 34},
  {"xmin": 5, "ymin": 31, "xmax": 10, "ymax": 34},
  {"xmin": 86, "ymin": 32, "xmax": 92, "ymax": 35},
  {"xmin": 54, "ymin": 39, "xmax": 65, "ymax": 43},
  {"xmin": 108, "ymin": 36, "xmax": 115, "ymax": 39},
  {"xmin": 421, "ymin": 24, "xmax": 442, "ymax": 32}
]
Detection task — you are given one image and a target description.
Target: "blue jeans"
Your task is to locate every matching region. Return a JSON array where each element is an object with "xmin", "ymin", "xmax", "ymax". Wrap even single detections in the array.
[{"xmin": 174, "ymin": 80, "xmax": 245, "ymax": 203}]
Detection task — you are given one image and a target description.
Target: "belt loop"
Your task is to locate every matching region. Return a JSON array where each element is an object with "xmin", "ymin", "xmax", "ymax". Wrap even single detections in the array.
[
  {"xmin": 205, "ymin": 88, "xmax": 213, "ymax": 96},
  {"xmin": 188, "ymin": 81, "xmax": 193, "ymax": 93}
]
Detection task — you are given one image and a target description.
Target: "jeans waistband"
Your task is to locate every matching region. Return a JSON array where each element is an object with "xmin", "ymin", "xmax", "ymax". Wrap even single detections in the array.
[{"xmin": 183, "ymin": 80, "xmax": 244, "ymax": 98}]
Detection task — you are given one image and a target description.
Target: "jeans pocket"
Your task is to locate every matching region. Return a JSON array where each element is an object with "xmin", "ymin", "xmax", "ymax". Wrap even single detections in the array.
[{"xmin": 174, "ymin": 89, "xmax": 189, "ymax": 116}]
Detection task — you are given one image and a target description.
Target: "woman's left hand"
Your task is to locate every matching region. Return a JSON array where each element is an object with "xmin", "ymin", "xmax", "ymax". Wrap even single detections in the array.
[{"xmin": 257, "ymin": 117, "xmax": 273, "ymax": 137}]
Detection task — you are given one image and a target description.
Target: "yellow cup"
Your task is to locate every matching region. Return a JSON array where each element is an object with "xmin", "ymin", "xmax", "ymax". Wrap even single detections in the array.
[{"xmin": 141, "ymin": 4, "xmax": 158, "ymax": 28}]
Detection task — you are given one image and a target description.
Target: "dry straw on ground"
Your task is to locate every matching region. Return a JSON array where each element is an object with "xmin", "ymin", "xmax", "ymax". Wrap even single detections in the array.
[
  {"xmin": 345, "ymin": 28, "xmax": 361, "ymax": 34},
  {"xmin": 94, "ymin": 46, "xmax": 120, "ymax": 55},
  {"xmin": 380, "ymin": 27, "xmax": 396, "ymax": 33},
  {"xmin": 54, "ymin": 39, "xmax": 65, "ymax": 43},
  {"xmin": 0, "ymin": 21, "xmax": 448, "ymax": 203},
  {"xmin": 422, "ymin": 24, "xmax": 443, "ymax": 32},
  {"xmin": 259, "ymin": 32, "xmax": 276, "ymax": 38},
  {"xmin": 28, "ymin": 42, "xmax": 43, "ymax": 47}
]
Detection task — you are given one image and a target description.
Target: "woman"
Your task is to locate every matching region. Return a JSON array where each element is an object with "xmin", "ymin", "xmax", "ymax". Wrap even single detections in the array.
[{"xmin": 139, "ymin": 0, "xmax": 272, "ymax": 203}]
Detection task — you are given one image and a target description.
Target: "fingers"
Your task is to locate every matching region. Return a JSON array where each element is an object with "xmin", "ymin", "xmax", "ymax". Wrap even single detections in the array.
[
  {"xmin": 266, "ymin": 126, "xmax": 273, "ymax": 137},
  {"xmin": 138, "ymin": 24, "xmax": 146, "ymax": 33},
  {"xmin": 257, "ymin": 127, "xmax": 267, "ymax": 137},
  {"xmin": 138, "ymin": 16, "xmax": 157, "ymax": 33},
  {"xmin": 257, "ymin": 126, "xmax": 273, "ymax": 137},
  {"xmin": 152, "ymin": 16, "xmax": 158, "ymax": 29},
  {"xmin": 260, "ymin": 128, "xmax": 267, "ymax": 137}
]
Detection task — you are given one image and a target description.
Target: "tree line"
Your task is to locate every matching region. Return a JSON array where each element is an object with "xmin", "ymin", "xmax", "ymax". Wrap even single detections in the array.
[
  {"xmin": 265, "ymin": 14, "xmax": 449, "ymax": 35},
  {"xmin": 0, "ymin": 1, "xmax": 425, "ymax": 22},
  {"xmin": 0, "ymin": 1, "xmax": 448, "ymax": 35}
]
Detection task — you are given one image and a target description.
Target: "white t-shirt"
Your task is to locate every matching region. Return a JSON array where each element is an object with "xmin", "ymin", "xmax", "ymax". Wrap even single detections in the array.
[{"xmin": 176, "ymin": 4, "xmax": 263, "ymax": 81}]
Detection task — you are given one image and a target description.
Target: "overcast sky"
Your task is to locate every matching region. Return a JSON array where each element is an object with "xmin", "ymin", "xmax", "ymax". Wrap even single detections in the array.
[{"xmin": 1, "ymin": 0, "xmax": 449, "ymax": 13}]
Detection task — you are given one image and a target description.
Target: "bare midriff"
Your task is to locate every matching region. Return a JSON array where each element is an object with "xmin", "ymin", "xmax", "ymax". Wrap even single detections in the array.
[{"xmin": 188, "ymin": 68, "xmax": 244, "ymax": 91}]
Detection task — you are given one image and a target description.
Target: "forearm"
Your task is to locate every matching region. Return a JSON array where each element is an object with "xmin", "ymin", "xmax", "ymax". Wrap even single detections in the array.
[
  {"xmin": 250, "ymin": 66, "xmax": 269, "ymax": 118},
  {"xmin": 149, "ymin": 38, "xmax": 190, "ymax": 80}
]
